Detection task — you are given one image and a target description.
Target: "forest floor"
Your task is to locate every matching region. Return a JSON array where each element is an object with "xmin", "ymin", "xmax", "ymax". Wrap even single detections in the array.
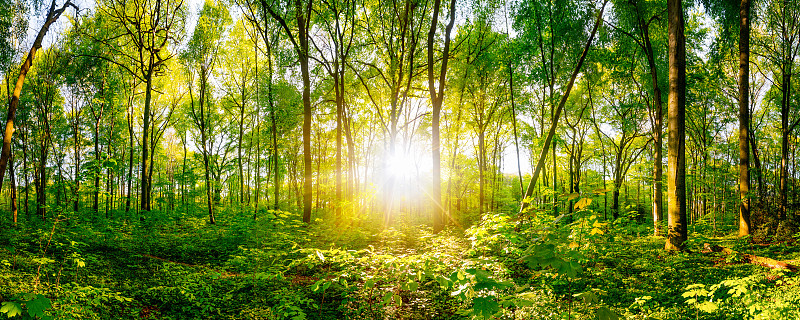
[{"xmin": 1, "ymin": 208, "xmax": 800, "ymax": 319}]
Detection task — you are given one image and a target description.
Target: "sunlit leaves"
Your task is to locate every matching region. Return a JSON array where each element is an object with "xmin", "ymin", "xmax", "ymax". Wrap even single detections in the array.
[
  {"xmin": 574, "ymin": 197, "xmax": 592, "ymax": 211},
  {"xmin": 0, "ymin": 293, "xmax": 52, "ymax": 320},
  {"xmin": 0, "ymin": 301, "xmax": 22, "ymax": 318}
]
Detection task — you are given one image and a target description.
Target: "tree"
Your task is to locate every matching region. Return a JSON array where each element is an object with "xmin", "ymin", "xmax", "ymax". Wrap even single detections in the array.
[
  {"xmin": 88, "ymin": 0, "xmax": 185, "ymax": 213},
  {"xmin": 738, "ymin": 0, "xmax": 752, "ymax": 236},
  {"xmin": 262, "ymin": 0, "xmax": 314, "ymax": 223},
  {"xmin": 610, "ymin": 0, "xmax": 667, "ymax": 234},
  {"xmin": 219, "ymin": 20, "xmax": 256, "ymax": 209},
  {"xmin": 756, "ymin": 0, "xmax": 800, "ymax": 222},
  {"xmin": 665, "ymin": 0, "xmax": 687, "ymax": 251},
  {"xmin": 0, "ymin": 0, "xmax": 75, "ymax": 194},
  {"xmin": 182, "ymin": 0, "xmax": 231, "ymax": 224},
  {"xmin": 427, "ymin": 0, "xmax": 457, "ymax": 232},
  {"xmin": 310, "ymin": 0, "xmax": 358, "ymax": 218},
  {"xmin": 519, "ymin": 0, "xmax": 607, "ymax": 212}
]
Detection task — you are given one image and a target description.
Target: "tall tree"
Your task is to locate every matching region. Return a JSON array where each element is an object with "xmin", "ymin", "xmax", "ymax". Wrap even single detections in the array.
[
  {"xmin": 610, "ymin": 0, "xmax": 667, "ymax": 234},
  {"xmin": 182, "ymin": 0, "xmax": 231, "ymax": 224},
  {"xmin": 87, "ymin": 0, "xmax": 185, "ymax": 213},
  {"xmin": 519, "ymin": 0, "xmax": 607, "ymax": 212},
  {"xmin": 263, "ymin": 0, "xmax": 314, "ymax": 223},
  {"xmin": 665, "ymin": 0, "xmax": 687, "ymax": 251},
  {"xmin": 0, "ymin": 0, "xmax": 75, "ymax": 194},
  {"xmin": 738, "ymin": 0, "xmax": 751, "ymax": 236},
  {"xmin": 427, "ymin": 0, "xmax": 457, "ymax": 232},
  {"xmin": 310, "ymin": 0, "xmax": 357, "ymax": 218}
]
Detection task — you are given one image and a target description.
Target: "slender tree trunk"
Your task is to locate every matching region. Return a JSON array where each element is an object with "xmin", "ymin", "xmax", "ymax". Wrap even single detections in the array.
[
  {"xmin": 21, "ymin": 129, "xmax": 29, "ymax": 217},
  {"xmin": 509, "ymin": 61, "xmax": 524, "ymax": 197},
  {"xmin": 72, "ymin": 108, "xmax": 80, "ymax": 212},
  {"xmin": 335, "ymin": 74, "xmax": 343, "ymax": 217},
  {"xmin": 427, "ymin": 0, "xmax": 456, "ymax": 232},
  {"xmin": 265, "ymin": 32, "xmax": 280, "ymax": 211},
  {"xmin": 780, "ymin": 68, "xmax": 792, "ymax": 221},
  {"xmin": 238, "ymin": 95, "xmax": 245, "ymax": 206},
  {"xmin": 0, "ymin": 0, "xmax": 73, "ymax": 193},
  {"xmin": 640, "ymin": 15, "xmax": 664, "ymax": 235},
  {"xmin": 520, "ymin": 0, "xmax": 607, "ymax": 212},
  {"xmin": 665, "ymin": 0, "xmax": 687, "ymax": 251},
  {"xmin": 93, "ymin": 121, "xmax": 101, "ymax": 213},
  {"xmin": 254, "ymin": 43, "xmax": 261, "ymax": 218},
  {"xmin": 125, "ymin": 97, "xmax": 134, "ymax": 212},
  {"xmin": 297, "ymin": 6, "xmax": 314, "ymax": 224},
  {"xmin": 738, "ymin": 0, "xmax": 751, "ymax": 236},
  {"xmin": 10, "ymin": 152, "xmax": 16, "ymax": 225},
  {"xmin": 140, "ymin": 69, "xmax": 154, "ymax": 213},
  {"xmin": 198, "ymin": 66, "xmax": 216, "ymax": 224}
]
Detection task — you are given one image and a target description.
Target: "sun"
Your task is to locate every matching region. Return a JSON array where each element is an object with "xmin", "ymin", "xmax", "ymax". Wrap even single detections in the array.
[{"xmin": 385, "ymin": 150, "xmax": 418, "ymax": 179}]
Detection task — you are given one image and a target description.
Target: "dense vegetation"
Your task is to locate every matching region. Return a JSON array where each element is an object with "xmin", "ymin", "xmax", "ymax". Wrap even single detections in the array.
[{"xmin": 2, "ymin": 0, "xmax": 800, "ymax": 318}]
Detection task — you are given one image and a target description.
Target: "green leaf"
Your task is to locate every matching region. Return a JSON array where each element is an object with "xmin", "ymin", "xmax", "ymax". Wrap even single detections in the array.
[
  {"xmin": 365, "ymin": 279, "xmax": 375, "ymax": 289},
  {"xmin": 573, "ymin": 291, "xmax": 598, "ymax": 305},
  {"xmin": 472, "ymin": 297, "xmax": 499, "ymax": 319},
  {"xmin": 26, "ymin": 295, "xmax": 51, "ymax": 318},
  {"xmin": 474, "ymin": 268, "xmax": 491, "ymax": 281},
  {"xmin": 597, "ymin": 306, "xmax": 619, "ymax": 320},
  {"xmin": 0, "ymin": 301, "xmax": 23, "ymax": 318},
  {"xmin": 391, "ymin": 294, "xmax": 402, "ymax": 306},
  {"xmin": 408, "ymin": 281, "xmax": 419, "ymax": 291},
  {"xmin": 311, "ymin": 280, "xmax": 323, "ymax": 292}
]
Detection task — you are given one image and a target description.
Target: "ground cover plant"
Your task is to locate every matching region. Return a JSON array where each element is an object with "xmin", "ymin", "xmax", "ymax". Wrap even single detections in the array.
[
  {"xmin": 2, "ymin": 195, "xmax": 799, "ymax": 319},
  {"xmin": 3, "ymin": 0, "xmax": 800, "ymax": 318}
]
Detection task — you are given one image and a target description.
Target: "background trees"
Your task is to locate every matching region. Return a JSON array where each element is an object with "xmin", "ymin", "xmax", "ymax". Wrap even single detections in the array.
[{"xmin": 3, "ymin": 0, "xmax": 800, "ymax": 246}]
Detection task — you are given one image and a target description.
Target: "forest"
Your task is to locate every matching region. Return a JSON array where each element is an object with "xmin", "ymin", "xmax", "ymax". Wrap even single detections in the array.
[{"xmin": 1, "ymin": 0, "xmax": 800, "ymax": 318}]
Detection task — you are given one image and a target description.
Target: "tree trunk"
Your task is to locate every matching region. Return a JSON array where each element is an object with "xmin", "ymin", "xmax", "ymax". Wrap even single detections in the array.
[
  {"xmin": 199, "ymin": 66, "xmax": 216, "ymax": 224},
  {"xmin": 238, "ymin": 91, "xmax": 245, "ymax": 206},
  {"xmin": 140, "ymin": 68, "xmax": 153, "ymax": 213},
  {"xmin": 10, "ymin": 152, "xmax": 16, "ymax": 225},
  {"xmin": 427, "ymin": 0, "xmax": 456, "ymax": 232},
  {"xmin": 0, "ymin": 0, "xmax": 73, "ymax": 194},
  {"xmin": 126, "ymin": 106, "xmax": 134, "ymax": 213},
  {"xmin": 738, "ymin": 0, "xmax": 751, "ymax": 236},
  {"xmin": 519, "ymin": 0, "xmax": 607, "ymax": 212},
  {"xmin": 72, "ymin": 107, "xmax": 80, "ymax": 212},
  {"xmin": 640, "ymin": 15, "xmax": 664, "ymax": 236},
  {"xmin": 665, "ymin": 0, "xmax": 687, "ymax": 251},
  {"xmin": 93, "ymin": 118, "xmax": 101, "ymax": 213},
  {"xmin": 780, "ymin": 68, "xmax": 792, "ymax": 221}
]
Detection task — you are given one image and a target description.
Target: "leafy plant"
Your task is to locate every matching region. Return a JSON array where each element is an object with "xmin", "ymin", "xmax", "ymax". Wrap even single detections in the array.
[{"xmin": 1, "ymin": 293, "xmax": 52, "ymax": 320}]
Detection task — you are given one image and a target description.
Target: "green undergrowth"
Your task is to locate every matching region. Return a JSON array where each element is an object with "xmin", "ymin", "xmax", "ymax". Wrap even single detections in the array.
[{"xmin": 1, "ymin": 203, "xmax": 799, "ymax": 319}]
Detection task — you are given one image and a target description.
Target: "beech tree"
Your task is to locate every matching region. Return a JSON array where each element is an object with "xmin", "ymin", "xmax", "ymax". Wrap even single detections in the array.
[
  {"xmin": 665, "ymin": 0, "xmax": 687, "ymax": 251},
  {"xmin": 0, "ymin": 0, "xmax": 76, "ymax": 195},
  {"xmin": 88, "ymin": 0, "xmax": 185, "ymax": 213}
]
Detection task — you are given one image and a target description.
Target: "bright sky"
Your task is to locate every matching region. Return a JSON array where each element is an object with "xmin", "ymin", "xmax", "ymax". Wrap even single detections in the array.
[{"xmin": 23, "ymin": 0, "xmax": 206, "ymax": 53}]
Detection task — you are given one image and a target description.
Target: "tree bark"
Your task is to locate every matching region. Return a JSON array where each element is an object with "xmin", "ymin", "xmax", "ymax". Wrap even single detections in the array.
[
  {"xmin": 140, "ymin": 68, "xmax": 154, "ymax": 213},
  {"xmin": 0, "ymin": 0, "xmax": 74, "ymax": 194},
  {"xmin": 10, "ymin": 152, "xmax": 16, "ymax": 225},
  {"xmin": 520, "ymin": 0, "xmax": 607, "ymax": 212},
  {"xmin": 738, "ymin": 0, "xmax": 751, "ymax": 236},
  {"xmin": 639, "ymin": 14, "xmax": 664, "ymax": 236},
  {"xmin": 427, "ymin": 0, "xmax": 456, "ymax": 232},
  {"xmin": 665, "ymin": 0, "xmax": 687, "ymax": 251}
]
